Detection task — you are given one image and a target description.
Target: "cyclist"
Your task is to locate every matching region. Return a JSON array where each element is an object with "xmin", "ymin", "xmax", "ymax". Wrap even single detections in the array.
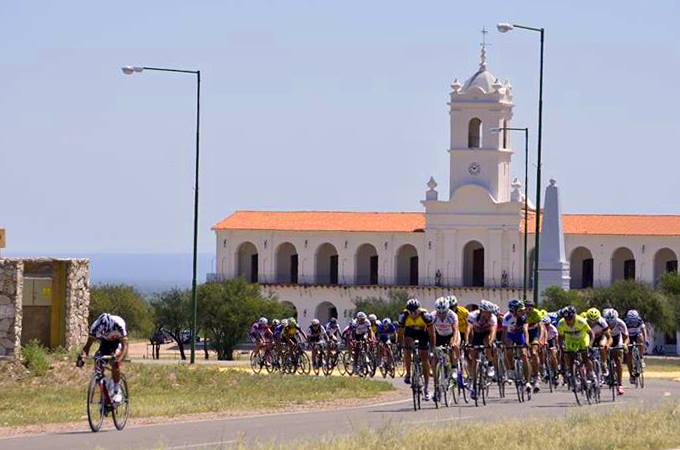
[
  {"xmin": 368, "ymin": 314, "xmax": 379, "ymax": 335},
  {"xmin": 397, "ymin": 298, "xmax": 435, "ymax": 400},
  {"xmin": 524, "ymin": 300, "xmax": 545, "ymax": 392},
  {"xmin": 77, "ymin": 313, "xmax": 129, "ymax": 404},
  {"xmin": 376, "ymin": 318, "xmax": 397, "ymax": 370},
  {"xmin": 542, "ymin": 312, "xmax": 560, "ymax": 386},
  {"xmin": 282, "ymin": 317, "xmax": 307, "ymax": 353},
  {"xmin": 502, "ymin": 299, "xmax": 531, "ymax": 391},
  {"xmin": 603, "ymin": 308, "xmax": 629, "ymax": 395},
  {"xmin": 431, "ymin": 297, "xmax": 460, "ymax": 385},
  {"xmin": 448, "ymin": 296, "xmax": 469, "ymax": 346},
  {"xmin": 350, "ymin": 312, "xmax": 375, "ymax": 375},
  {"xmin": 624, "ymin": 309, "xmax": 647, "ymax": 383},
  {"xmin": 249, "ymin": 317, "xmax": 273, "ymax": 359},
  {"xmin": 465, "ymin": 299, "xmax": 498, "ymax": 399},
  {"xmin": 341, "ymin": 319, "xmax": 355, "ymax": 348},
  {"xmin": 325, "ymin": 317, "xmax": 341, "ymax": 342},
  {"xmin": 307, "ymin": 318, "xmax": 329, "ymax": 369},
  {"xmin": 557, "ymin": 305, "xmax": 595, "ymax": 382},
  {"xmin": 585, "ymin": 307, "xmax": 612, "ymax": 378}
]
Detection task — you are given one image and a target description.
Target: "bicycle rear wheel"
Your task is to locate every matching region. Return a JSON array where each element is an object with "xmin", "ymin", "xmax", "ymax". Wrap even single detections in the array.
[
  {"xmin": 112, "ymin": 376, "xmax": 130, "ymax": 431},
  {"xmin": 608, "ymin": 356, "xmax": 616, "ymax": 402},
  {"xmin": 87, "ymin": 375, "xmax": 105, "ymax": 432},
  {"xmin": 514, "ymin": 360, "xmax": 524, "ymax": 403},
  {"xmin": 250, "ymin": 351, "xmax": 262, "ymax": 374},
  {"xmin": 297, "ymin": 351, "xmax": 311, "ymax": 375}
]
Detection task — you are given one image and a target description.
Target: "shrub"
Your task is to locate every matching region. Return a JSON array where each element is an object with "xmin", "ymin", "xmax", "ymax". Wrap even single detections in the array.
[
  {"xmin": 541, "ymin": 286, "xmax": 589, "ymax": 312},
  {"xmin": 353, "ymin": 289, "xmax": 410, "ymax": 321},
  {"xmin": 90, "ymin": 284, "xmax": 155, "ymax": 338},
  {"xmin": 21, "ymin": 339, "xmax": 50, "ymax": 376}
]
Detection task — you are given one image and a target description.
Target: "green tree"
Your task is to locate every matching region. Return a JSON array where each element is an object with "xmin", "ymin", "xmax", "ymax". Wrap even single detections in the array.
[
  {"xmin": 151, "ymin": 289, "xmax": 192, "ymax": 360},
  {"xmin": 89, "ymin": 284, "xmax": 154, "ymax": 338},
  {"xmin": 352, "ymin": 289, "xmax": 410, "ymax": 321},
  {"xmin": 199, "ymin": 279, "xmax": 294, "ymax": 360},
  {"xmin": 656, "ymin": 272, "xmax": 680, "ymax": 325},
  {"xmin": 541, "ymin": 286, "xmax": 589, "ymax": 312}
]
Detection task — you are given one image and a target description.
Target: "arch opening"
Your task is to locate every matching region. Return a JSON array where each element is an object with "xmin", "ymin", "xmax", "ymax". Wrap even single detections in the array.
[
  {"xmin": 463, "ymin": 241, "xmax": 484, "ymax": 287},
  {"xmin": 654, "ymin": 248, "xmax": 678, "ymax": 285},
  {"xmin": 468, "ymin": 117, "xmax": 482, "ymax": 148},
  {"xmin": 315, "ymin": 301, "xmax": 338, "ymax": 324},
  {"xmin": 395, "ymin": 244, "xmax": 419, "ymax": 286},
  {"xmin": 275, "ymin": 242, "xmax": 299, "ymax": 284},
  {"xmin": 611, "ymin": 247, "xmax": 635, "ymax": 283},
  {"xmin": 570, "ymin": 247, "xmax": 594, "ymax": 289},
  {"xmin": 356, "ymin": 243, "xmax": 379, "ymax": 285},
  {"xmin": 315, "ymin": 243, "xmax": 339, "ymax": 285},
  {"xmin": 236, "ymin": 242, "xmax": 258, "ymax": 283}
]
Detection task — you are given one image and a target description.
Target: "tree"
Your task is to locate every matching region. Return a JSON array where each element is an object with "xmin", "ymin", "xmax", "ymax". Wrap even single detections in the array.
[
  {"xmin": 90, "ymin": 284, "xmax": 154, "ymax": 338},
  {"xmin": 352, "ymin": 289, "xmax": 410, "ymax": 321},
  {"xmin": 151, "ymin": 289, "xmax": 192, "ymax": 360},
  {"xmin": 199, "ymin": 279, "xmax": 294, "ymax": 360},
  {"xmin": 656, "ymin": 272, "xmax": 680, "ymax": 326},
  {"xmin": 541, "ymin": 286, "xmax": 589, "ymax": 312}
]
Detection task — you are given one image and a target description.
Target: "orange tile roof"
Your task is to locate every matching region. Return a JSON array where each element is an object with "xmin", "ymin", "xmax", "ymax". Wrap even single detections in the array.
[
  {"xmin": 524, "ymin": 214, "xmax": 680, "ymax": 236},
  {"xmin": 212, "ymin": 211, "xmax": 425, "ymax": 233},
  {"xmin": 214, "ymin": 211, "xmax": 680, "ymax": 236}
]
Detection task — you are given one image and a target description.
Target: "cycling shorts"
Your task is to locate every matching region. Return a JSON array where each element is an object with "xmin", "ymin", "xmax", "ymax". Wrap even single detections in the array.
[
  {"xmin": 547, "ymin": 338, "xmax": 557, "ymax": 349},
  {"xmin": 97, "ymin": 339, "xmax": 121, "ymax": 356},
  {"xmin": 507, "ymin": 331, "xmax": 526, "ymax": 346},
  {"xmin": 471, "ymin": 330, "xmax": 490, "ymax": 347},
  {"xmin": 528, "ymin": 327, "xmax": 540, "ymax": 343},
  {"xmin": 611, "ymin": 334, "xmax": 625, "ymax": 349},
  {"xmin": 404, "ymin": 327, "xmax": 429, "ymax": 350},
  {"xmin": 353, "ymin": 332, "xmax": 367, "ymax": 342},
  {"xmin": 435, "ymin": 334, "xmax": 453, "ymax": 347}
]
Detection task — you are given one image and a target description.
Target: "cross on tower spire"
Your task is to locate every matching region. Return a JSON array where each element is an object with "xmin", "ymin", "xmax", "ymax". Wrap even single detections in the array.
[{"xmin": 479, "ymin": 27, "xmax": 490, "ymax": 70}]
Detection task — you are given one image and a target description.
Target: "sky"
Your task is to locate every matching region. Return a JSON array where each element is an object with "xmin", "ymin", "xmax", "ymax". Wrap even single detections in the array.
[{"xmin": 2, "ymin": 1, "xmax": 680, "ymax": 256}]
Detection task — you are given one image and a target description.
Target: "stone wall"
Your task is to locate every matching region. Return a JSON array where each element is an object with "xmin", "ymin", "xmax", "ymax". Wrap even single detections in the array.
[
  {"xmin": 0, "ymin": 259, "xmax": 23, "ymax": 358},
  {"xmin": 0, "ymin": 258, "xmax": 90, "ymax": 359},
  {"xmin": 65, "ymin": 259, "xmax": 90, "ymax": 350}
]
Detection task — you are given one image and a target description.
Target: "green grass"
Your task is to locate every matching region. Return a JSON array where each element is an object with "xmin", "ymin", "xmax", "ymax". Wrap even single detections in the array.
[
  {"xmin": 0, "ymin": 359, "xmax": 392, "ymax": 427},
  {"xmin": 646, "ymin": 358, "xmax": 680, "ymax": 373},
  {"xmin": 248, "ymin": 401, "xmax": 680, "ymax": 450}
]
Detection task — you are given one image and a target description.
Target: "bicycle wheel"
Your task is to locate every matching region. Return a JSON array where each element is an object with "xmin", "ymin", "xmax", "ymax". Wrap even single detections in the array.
[
  {"xmin": 112, "ymin": 375, "xmax": 130, "ymax": 431},
  {"xmin": 298, "ymin": 351, "xmax": 311, "ymax": 375},
  {"xmin": 479, "ymin": 365, "xmax": 487, "ymax": 406},
  {"xmin": 250, "ymin": 351, "xmax": 262, "ymax": 374},
  {"xmin": 342, "ymin": 351, "xmax": 353, "ymax": 376},
  {"xmin": 638, "ymin": 353, "xmax": 645, "ymax": 388},
  {"xmin": 432, "ymin": 363, "xmax": 441, "ymax": 409},
  {"xmin": 312, "ymin": 351, "xmax": 321, "ymax": 376},
  {"xmin": 496, "ymin": 356, "xmax": 506, "ymax": 399},
  {"xmin": 457, "ymin": 361, "xmax": 468, "ymax": 404},
  {"xmin": 608, "ymin": 355, "xmax": 616, "ymax": 402},
  {"xmin": 571, "ymin": 366, "xmax": 585, "ymax": 406},
  {"xmin": 514, "ymin": 360, "xmax": 524, "ymax": 403},
  {"xmin": 87, "ymin": 375, "xmax": 105, "ymax": 432}
]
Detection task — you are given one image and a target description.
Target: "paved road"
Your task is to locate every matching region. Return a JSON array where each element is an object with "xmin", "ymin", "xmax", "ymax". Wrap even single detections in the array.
[{"xmin": 2, "ymin": 379, "xmax": 678, "ymax": 450}]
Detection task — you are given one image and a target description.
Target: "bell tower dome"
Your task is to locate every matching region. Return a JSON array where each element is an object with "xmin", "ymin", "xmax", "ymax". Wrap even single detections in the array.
[{"xmin": 448, "ymin": 41, "xmax": 514, "ymax": 203}]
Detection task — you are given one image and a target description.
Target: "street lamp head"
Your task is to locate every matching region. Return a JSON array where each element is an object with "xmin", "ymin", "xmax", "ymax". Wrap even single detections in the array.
[
  {"xmin": 490, "ymin": 127, "xmax": 503, "ymax": 133},
  {"xmin": 121, "ymin": 66, "xmax": 144, "ymax": 75},
  {"xmin": 497, "ymin": 23, "xmax": 514, "ymax": 33}
]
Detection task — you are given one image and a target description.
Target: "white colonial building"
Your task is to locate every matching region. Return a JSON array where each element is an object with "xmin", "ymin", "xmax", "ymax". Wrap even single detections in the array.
[{"xmin": 211, "ymin": 48, "xmax": 680, "ymax": 353}]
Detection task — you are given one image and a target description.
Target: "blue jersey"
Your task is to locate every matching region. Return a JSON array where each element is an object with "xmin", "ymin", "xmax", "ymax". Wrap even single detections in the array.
[
  {"xmin": 273, "ymin": 324, "xmax": 285, "ymax": 338},
  {"xmin": 376, "ymin": 323, "xmax": 397, "ymax": 342}
]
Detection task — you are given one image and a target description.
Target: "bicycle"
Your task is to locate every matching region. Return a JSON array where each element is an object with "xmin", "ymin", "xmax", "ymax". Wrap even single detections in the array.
[
  {"xmin": 468, "ymin": 345, "xmax": 492, "ymax": 407},
  {"xmin": 391, "ymin": 342, "xmax": 406, "ymax": 377},
  {"xmin": 606, "ymin": 344, "xmax": 625, "ymax": 401},
  {"xmin": 250, "ymin": 343, "xmax": 273, "ymax": 374},
  {"xmin": 377, "ymin": 340, "xmax": 396, "ymax": 379},
  {"xmin": 494, "ymin": 343, "xmax": 506, "ymax": 399},
  {"xmin": 564, "ymin": 350, "xmax": 592, "ymax": 406},
  {"xmin": 432, "ymin": 345, "xmax": 455, "ymax": 407},
  {"xmin": 541, "ymin": 343, "xmax": 559, "ymax": 393},
  {"xmin": 409, "ymin": 340, "xmax": 425, "ymax": 411},
  {"xmin": 507, "ymin": 344, "xmax": 529, "ymax": 403},
  {"xmin": 310, "ymin": 341, "xmax": 327, "ymax": 376},
  {"xmin": 455, "ymin": 356, "xmax": 468, "ymax": 404},
  {"xmin": 82, "ymin": 355, "xmax": 129, "ymax": 432},
  {"xmin": 587, "ymin": 347, "xmax": 603, "ymax": 404},
  {"xmin": 629, "ymin": 343, "xmax": 645, "ymax": 388}
]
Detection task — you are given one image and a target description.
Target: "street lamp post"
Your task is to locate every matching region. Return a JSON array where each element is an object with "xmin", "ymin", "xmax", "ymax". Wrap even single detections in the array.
[
  {"xmin": 497, "ymin": 23, "xmax": 544, "ymax": 305},
  {"xmin": 122, "ymin": 65, "xmax": 201, "ymax": 364},
  {"xmin": 494, "ymin": 127, "xmax": 530, "ymax": 300}
]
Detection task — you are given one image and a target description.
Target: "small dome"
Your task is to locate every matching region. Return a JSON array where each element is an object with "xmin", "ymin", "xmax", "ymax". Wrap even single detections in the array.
[{"xmin": 462, "ymin": 68, "xmax": 499, "ymax": 94}]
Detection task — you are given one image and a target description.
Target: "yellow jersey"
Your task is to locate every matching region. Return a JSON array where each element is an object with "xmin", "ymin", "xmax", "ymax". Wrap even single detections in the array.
[
  {"xmin": 455, "ymin": 305, "xmax": 469, "ymax": 333},
  {"xmin": 398, "ymin": 308, "xmax": 434, "ymax": 330}
]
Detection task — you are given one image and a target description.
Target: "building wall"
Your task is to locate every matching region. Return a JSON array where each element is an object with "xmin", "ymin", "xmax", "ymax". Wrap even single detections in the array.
[{"xmin": 0, "ymin": 259, "xmax": 23, "ymax": 358}]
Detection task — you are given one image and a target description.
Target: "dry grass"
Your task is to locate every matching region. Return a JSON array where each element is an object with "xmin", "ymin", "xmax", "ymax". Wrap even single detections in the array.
[
  {"xmin": 245, "ymin": 401, "xmax": 680, "ymax": 450},
  {"xmin": 0, "ymin": 357, "xmax": 392, "ymax": 427},
  {"xmin": 646, "ymin": 358, "xmax": 680, "ymax": 373}
]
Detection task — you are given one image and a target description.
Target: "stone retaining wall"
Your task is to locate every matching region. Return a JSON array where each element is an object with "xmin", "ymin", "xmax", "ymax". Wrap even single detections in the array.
[{"xmin": 0, "ymin": 259, "xmax": 23, "ymax": 358}]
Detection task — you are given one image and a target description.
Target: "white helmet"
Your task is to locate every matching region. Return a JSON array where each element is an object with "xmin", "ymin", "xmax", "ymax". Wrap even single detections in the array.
[
  {"xmin": 281, "ymin": 319, "xmax": 289, "ymax": 327},
  {"xmin": 356, "ymin": 311, "xmax": 367, "ymax": 320},
  {"xmin": 382, "ymin": 318, "xmax": 392, "ymax": 326},
  {"xmin": 96, "ymin": 313, "xmax": 114, "ymax": 333},
  {"xmin": 311, "ymin": 318, "xmax": 320, "ymax": 326},
  {"xmin": 479, "ymin": 300, "xmax": 495, "ymax": 313},
  {"xmin": 368, "ymin": 314, "xmax": 378, "ymax": 322},
  {"xmin": 603, "ymin": 308, "xmax": 619, "ymax": 321},
  {"xmin": 434, "ymin": 297, "xmax": 449, "ymax": 312},
  {"xmin": 447, "ymin": 295, "xmax": 458, "ymax": 308},
  {"xmin": 258, "ymin": 317, "xmax": 268, "ymax": 326}
]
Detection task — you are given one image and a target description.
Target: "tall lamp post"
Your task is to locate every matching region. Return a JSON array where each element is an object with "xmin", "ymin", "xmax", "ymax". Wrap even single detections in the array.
[
  {"xmin": 122, "ymin": 65, "xmax": 201, "ymax": 364},
  {"xmin": 494, "ymin": 127, "xmax": 530, "ymax": 300},
  {"xmin": 497, "ymin": 22, "xmax": 544, "ymax": 305}
]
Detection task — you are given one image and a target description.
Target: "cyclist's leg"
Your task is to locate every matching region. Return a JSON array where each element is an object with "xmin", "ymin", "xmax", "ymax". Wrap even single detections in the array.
[{"xmin": 403, "ymin": 335, "xmax": 414, "ymax": 380}]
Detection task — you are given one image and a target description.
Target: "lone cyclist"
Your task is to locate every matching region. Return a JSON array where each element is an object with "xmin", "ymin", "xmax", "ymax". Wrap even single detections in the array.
[{"xmin": 77, "ymin": 313, "xmax": 129, "ymax": 403}]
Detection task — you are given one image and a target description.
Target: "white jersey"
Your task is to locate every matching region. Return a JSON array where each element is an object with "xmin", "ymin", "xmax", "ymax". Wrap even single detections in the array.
[
  {"xmin": 607, "ymin": 318, "xmax": 628, "ymax": 337},
  {"xmin": 467, "ymin": 310, "xmax": 497, "ymax": 333},
  {"xmin": 90, "ymin": 314, "xmax": 127, "ymax": 341},
  {"xmin": 431, "ymin": 310, "xmax": 458, "ymax": 336},
  {"xmin": 353, "ymin": 320, "xmax": 371, "ymax": 336},
  {"xmin": 545, "ymin": 323, "xmax": 558, "ymax": 340},
  {"xmin": 588, "ymin": 317, "xmax": 609, "ymax": 337}
]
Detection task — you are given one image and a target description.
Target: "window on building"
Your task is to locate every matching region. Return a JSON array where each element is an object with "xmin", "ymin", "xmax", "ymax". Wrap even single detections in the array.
[{"xmin": 468, "ymin": 118, "xmax": 482, "ymax": 148}]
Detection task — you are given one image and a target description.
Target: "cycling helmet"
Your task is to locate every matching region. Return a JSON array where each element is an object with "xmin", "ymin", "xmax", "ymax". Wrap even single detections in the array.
[
  {"xmin": 603, "ymin": 308, "xmax": 619, "ymax": 321},
  {"xmin": 258, "ymin": 317, "xmax": 268, "ymax": 326},
  {"xmin": 561, "ymin": 305, "xmax": 577, "ymax": 319},
  {"xmin": 447, "ymin": 295, "xmax": 458, "ymax": 309},
  {"xmin": 492, "ymin": 304, "xmax": 501, "ymax": 315},
  {"xmin": 479, "ymin": 300, "xmax": 495, "ymax": 313},
  {"xmin": 548, "ymin": 312, "xmax": 559, "ymax": 326},
  {"xmin": 586, "ymin": 308, "xmax": 601, "ymax": 321},
  {"xmin": 311, "ymin": 318, "xmax": 320, "ymax": 326},
  {"xmin": 508, "ymin": 299, "xmax": 524, "ymax": 312},
  {"xmin": 272, "ymin": 319, "xmax": 280, "ymax": 327},
  {"xmin": 540, "ymin": 310, "xmax": 551, "ymax": 324},
  {"xmin": 406, "ymin": 298, "xmax": 421, "ymax": 311},
  {"xmin": 382, "ymin": 318, "xmax": 392, "ymax": 326},
  {"xmin": 95, "ymin": 313, "xmax": 114, "ymax": 333},
  {"xmin": 288, "ymin": 318, "xmax": 297, "ymax": 327},
  {"xmin": 524, "ymin": 300, "xmax": 535, "ymax": 308},
  {"xmin": 356, "ymin": 311, "xmax": 367, "ymax": 320},
  {"xmin": 281, "ymin": 319, "xmax": 289, "ymax": 327},
  {"xmin": 434, "ymin": 297, "xmax": 449, "ymax": 312},
  {"xmin": 368, "ymin": 314, "xmax": 378, "ymax": 322},
  {"xmin": 329, "ymin": 317, "xmax": 338, "ymax": 324},
  {"xmin": 626, "ymin": 309, "xmax": 640, "ymax": 320}
]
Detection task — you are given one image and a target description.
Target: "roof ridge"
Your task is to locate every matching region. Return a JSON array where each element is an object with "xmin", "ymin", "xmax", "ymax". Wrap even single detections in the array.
[{"xmin": 232, "ymin": 210, "xmax": 423, "ymax": 215}]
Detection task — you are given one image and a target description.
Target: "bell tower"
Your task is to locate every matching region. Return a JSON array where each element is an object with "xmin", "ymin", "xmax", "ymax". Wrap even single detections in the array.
[{"xmin": 448, "ymin": 37, "xmax": 514, "ymax": 203}]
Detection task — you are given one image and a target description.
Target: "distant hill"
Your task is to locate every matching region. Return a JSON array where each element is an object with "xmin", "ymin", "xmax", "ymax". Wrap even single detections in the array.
[{"xmin": 3, "ymin": 252, "xmax": 213, "ymax": 295}]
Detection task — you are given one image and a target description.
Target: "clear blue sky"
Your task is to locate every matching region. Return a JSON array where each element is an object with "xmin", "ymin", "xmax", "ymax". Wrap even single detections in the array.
[{"xmin": 2, "ymin": 1, "xmax": 679, "ymax": 255}]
